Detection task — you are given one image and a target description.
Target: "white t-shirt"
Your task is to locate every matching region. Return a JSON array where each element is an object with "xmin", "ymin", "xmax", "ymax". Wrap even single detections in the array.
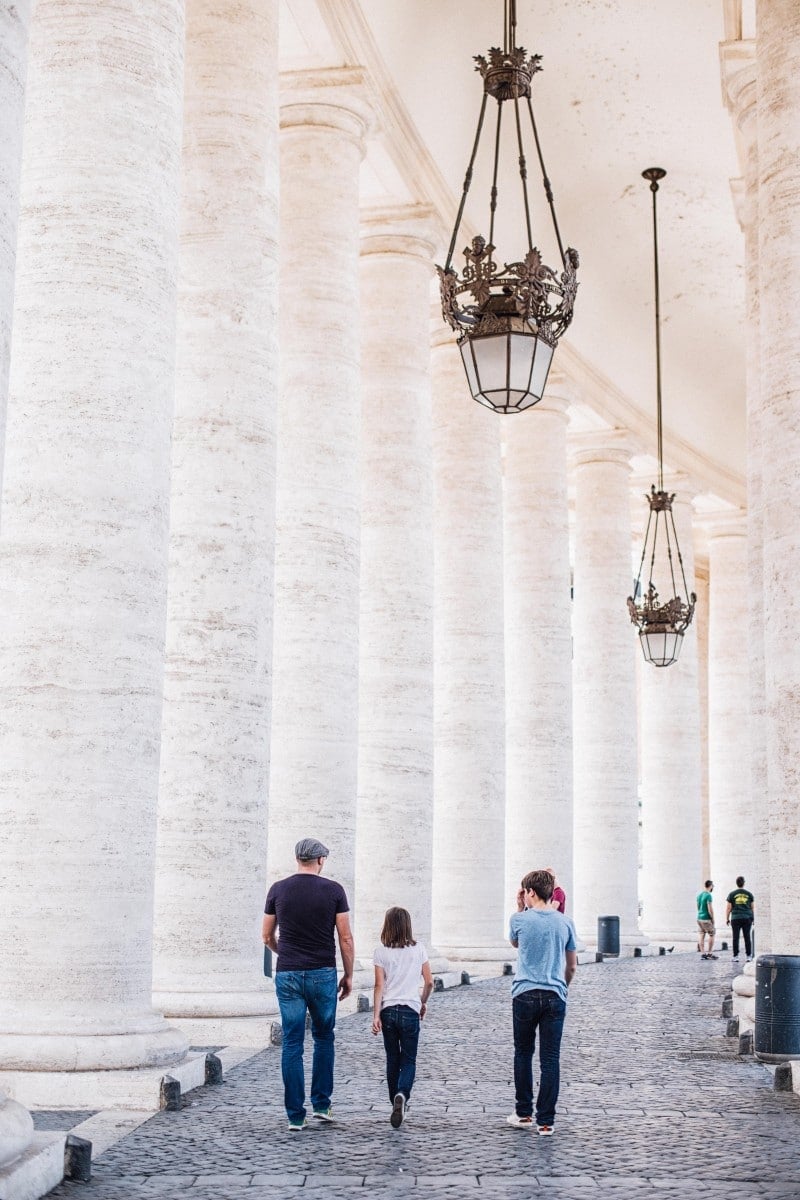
[{"xmin": 373, "ymin": 942, "xmax": 428, "ymax": 1013}]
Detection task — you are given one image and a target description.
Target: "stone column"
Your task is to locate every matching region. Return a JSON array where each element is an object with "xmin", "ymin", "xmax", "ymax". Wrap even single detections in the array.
[
  {"xmin": 431, "ymin": 329, "xmax": 506, "ymax": 957},
  {"xmin": 571, "ymin": 433, "xmax": 641, "ymax": 942},
  {"xmin": 724, "ymin": 37, "xmax": 771, "ymax": 949},
  {"xmin": 267, "ymin": 70, "xmax": 373, "ymax": 904},
  {"xmin": 639, "ymin": 485, "xmax": 703, "ymax": 942},
  {"xmin": 152, "ymin": 0, "xmax": 279, "ymax": 1019},
  {"xmin": 757, "ymin": 0, "xmax": 800, "ymax": 954},
  {"xmin": 0, "ymin": 0, "xmax": 38, "ymax": 1173},
  {"xmin": 354, "ymin": 207, "xmax": 437, "ymax": 954},
  {"xmin": 707, "ymin": 520, "xmax": 752, "ymax": 894},
  {"xmin": 0, "ymin": 0, "xmax": 187, "ymax": 1077},
  {"xmin": 504, "ymin": 389, "xmax": 573, "ymax": 913},
  {"xmin": 0, "ymin": 0, "xmax": 30, "ymax": 500}
]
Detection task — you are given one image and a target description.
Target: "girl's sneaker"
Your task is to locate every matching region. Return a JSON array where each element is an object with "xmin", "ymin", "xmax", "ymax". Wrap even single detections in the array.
[
  {"xmin": 537, "ymin": 1125, "xmax": 554, "ymax": 1136},
  {"xmin": 390, "ymin": 1093, "xmax": 405, "ymax": 1128}
]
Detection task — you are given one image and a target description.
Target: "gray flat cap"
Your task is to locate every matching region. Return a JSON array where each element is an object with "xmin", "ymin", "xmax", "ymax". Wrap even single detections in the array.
[{"xmin": 295, "ymin": 837, "xmax": 329, "ymax": 862}]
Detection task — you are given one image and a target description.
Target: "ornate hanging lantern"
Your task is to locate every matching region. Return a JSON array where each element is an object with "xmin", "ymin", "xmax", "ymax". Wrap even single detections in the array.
[
  {"xmin": 437, "ymin": 0, "xmax": 578, "ymax": 413},
  {"xmin": 627, "ymin": 169, "xmax": 696, "ymax": 668}
]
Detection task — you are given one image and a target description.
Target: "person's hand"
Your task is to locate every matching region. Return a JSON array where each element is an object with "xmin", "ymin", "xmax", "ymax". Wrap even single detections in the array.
[
  {"xmin": 338, "ymin": 974, "xmax": 352, "ymax": 1001},
  {"xmin": 727, "ymin": 920, "xmax": 730, "ymax": 925},
  {"xmin": 371, "ymin": 1015, "xmax": 382, "ymax": 1035},
  {"xmin": 420, "ymin": 1002, "xmax": 427, "ymax": 1021},
  {"xmin": 516, "ymin": 887, "xmax": 526, "ymax": 912}
]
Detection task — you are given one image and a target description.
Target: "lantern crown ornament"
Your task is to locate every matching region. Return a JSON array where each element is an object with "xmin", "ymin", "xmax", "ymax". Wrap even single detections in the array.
[
  {"xmin": 437, "ymin": 0, "xmax": 578, "ymax": 413},
  {"xmin": 627, "ymin": 169, "xmax": 696, "ymax": 668}
]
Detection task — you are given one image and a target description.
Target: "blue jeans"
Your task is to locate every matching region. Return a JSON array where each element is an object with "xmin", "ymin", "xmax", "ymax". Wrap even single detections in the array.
[
  {"xmin": 381, "ymin": 1004, "xmax": 420, "ymax": 1102},
  {"xmin": 275, "ymin": 967, "xmax": 338, "ymax": 1122},
  {"xmin": 512, "ymin": 987, "xmax": 566, "ymax": 1126}
]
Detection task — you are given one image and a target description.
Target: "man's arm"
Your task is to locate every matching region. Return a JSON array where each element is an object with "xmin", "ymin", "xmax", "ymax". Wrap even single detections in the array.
[
  {"xmin": 725, "ymin": 901, "xmax": 732, "ymax": 924},
  {"xmin": 708, "ymin": 901, "xmax": 715, "ymax": 923},
  {"xmin": 335, "ymin": 911, "xmax": 355, "ymax": 1000},
  {"xmin": 564, "ymin": 949, "xmax": 577, "ymax": 987},
  {"xmin": 262, "ymin": 913, "xmax": 279, "ymax": 954}
]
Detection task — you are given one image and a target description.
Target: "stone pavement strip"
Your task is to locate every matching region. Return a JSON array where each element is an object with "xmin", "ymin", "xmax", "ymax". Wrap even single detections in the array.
[{"xmin": 42, "ymin": 954, "xmax": 800, "ymax": 1200}]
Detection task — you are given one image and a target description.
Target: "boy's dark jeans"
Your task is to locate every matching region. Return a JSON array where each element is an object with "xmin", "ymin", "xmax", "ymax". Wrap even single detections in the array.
[
  {"xmin": 512, "ymin": 987, "xmax": 566, "ymax": 1126},
  {"xmin": 381, "ymin": 1004, "xmax": 420, "ymax": 1102},
  {"xmin": 732, "ymin": 918, "xmax": 753, "ymax": 958}
]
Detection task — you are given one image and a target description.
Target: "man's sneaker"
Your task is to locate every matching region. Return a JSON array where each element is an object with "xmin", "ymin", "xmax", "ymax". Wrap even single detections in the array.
[
  {"xmin": 506, "ymin": 1113, "xmax": 533, "ymax": 1129},
  {"xmin": 732, "ymin": 956, "xmax": 740, "ymax": 962},
  {"xmin": 312, "ymin": 1108, "xmax": 334, "ymax": 1123},
  {"xmin": 390, "ymin": 1093, "xmax": 405, "ymax": 1129},
  {"xmin": 747, "ymin": 955, "xmax": 755, "ymax": 961},
  {"xmin": 705, "ymin": 953, "xmax": 718, "ymax": 960},
  {"xmin": 287, "ymin": 1119, "xmax": 307, "ymax": 1131},
  {"xmin": 537, "ymin": 1124, "xmax": 555, "ymax": 1137}
]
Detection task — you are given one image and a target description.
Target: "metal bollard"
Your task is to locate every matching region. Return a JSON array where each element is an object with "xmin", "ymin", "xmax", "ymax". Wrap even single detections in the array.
[
  {"xmin": 205, "ymin": 1053, "xmax": 223, "ymax": 1085},
  {"xmin": 160, "ymin": 1076, "xmax": 181, "ymax": 1111},
  {"xmin": 64, "ymin": 1134, "xmax": 92, "ymax": 1182}
]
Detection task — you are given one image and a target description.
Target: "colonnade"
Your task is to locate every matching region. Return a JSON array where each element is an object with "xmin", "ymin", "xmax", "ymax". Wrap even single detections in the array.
[{"xmin": 0, "ymin": 0, "xmax": 797, "ymax": 1148}]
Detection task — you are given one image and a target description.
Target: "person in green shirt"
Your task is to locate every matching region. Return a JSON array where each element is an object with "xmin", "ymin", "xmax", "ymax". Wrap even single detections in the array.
[{"xmin": 696, "ymin": 880, "xmax": 717, "ymax": 960}]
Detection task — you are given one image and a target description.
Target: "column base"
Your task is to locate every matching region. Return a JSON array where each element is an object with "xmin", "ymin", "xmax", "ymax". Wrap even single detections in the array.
[
  {"xmin": 0, "ymin": 1094, "xmax": 34, "ymax": 1171},
  {"xmin": 434, "ymin": 944, "xmax": 512, "ymax": 964},
  {"xmin": 0, "ymin": 1020, "xmax": 188, "ymax": 1073},
  {"xmin": 0, "ymin": 1131, "xmax": 65, "ymax": 1200},
  {"xmin": 152, "ymin": 986, "xmax": 277, "ymax": 1019},
  {"xmin": 0, "ymin": 1049, "xmax": 207, "ymax": 1111},
  {"xmin": 170, "ymin": 1013, "xmax": 280, "ymax": 1049}
]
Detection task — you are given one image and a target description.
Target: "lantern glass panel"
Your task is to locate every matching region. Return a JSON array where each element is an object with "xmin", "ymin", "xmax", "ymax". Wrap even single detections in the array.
[
  {"xmin": 509, "ymin": 331, "xmax": 536, "ymax": 393},
  {"xmin": 472, "ymin": 334, "xmax": 509, "ymax": 399},
  {"xmin": 530, "ymin": 338, "xmax": 554, "ymax": 400},
  {"xmin": 460, "ymin": 340, "xmax": 480, "ymax": 400}
]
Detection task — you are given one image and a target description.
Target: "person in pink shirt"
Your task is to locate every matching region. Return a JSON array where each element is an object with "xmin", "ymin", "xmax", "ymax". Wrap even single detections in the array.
[{"xmin": 546, "ymin": 867, "xmax": 566, "ymax": 914}]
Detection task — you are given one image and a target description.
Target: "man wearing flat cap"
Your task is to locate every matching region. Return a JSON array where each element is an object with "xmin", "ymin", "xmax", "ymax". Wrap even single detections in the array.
[{"xmin": 262, "ymin": 838, "xmax": 355, "ymax": 1130}]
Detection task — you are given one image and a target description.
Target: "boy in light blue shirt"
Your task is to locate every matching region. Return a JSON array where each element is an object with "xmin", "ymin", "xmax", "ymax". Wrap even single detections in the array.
[{"xmin": 506, "ymin": 869, "xmax": 577, "ymax": 1136}]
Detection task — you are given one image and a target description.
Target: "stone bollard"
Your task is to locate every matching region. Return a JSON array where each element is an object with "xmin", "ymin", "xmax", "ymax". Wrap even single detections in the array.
[
  {"xmin": 270, "ymin": 1023, "xmax": 283, "ymax": 1047},
  {"xmin": 160, "ymin": 1076, "xmax": 181, "ymax": 1112},
  {"xmin": 722, "ymin": 996, "xmax": 733, "ymax": 1019},
  {"xmin": 774, "ymin": 1063, "xmax": 794, "ymax": 1092},
  {"xmin": 357, "ymin": 993, "xmax": 371, "ymax": 1013},
  {"xmin": 461, "ymin": 971, "xmax": 471, "ymax": 985},
  {"xmin": 721, "ymin": 940, "xmax": 729, "ymax": 951},
  {"xmin": 738, "ymin": 1030, "xmax": 754, "ymax": 1056},
  {"xmin": 502, "ymin": 963, "xmax": 514, "ymax": 976},
  {"xmin": 633, "ymin": 947, "xmax": 642, "ymax": 958},
  {"xmin": 658, "ymin": 946, "xmax": 666, "ymax": 956},
  {"xmin": 205, "ymin": 1053, "xmax": 223, "ymax": 1085},
  {"xmin": 595, "ymin": 952, "xmax": 604, "ymax": 963},
  {"xmin": 64, "ymin": 1134, "xmax": 92, "ymax": 1182},
  {"xmin": 433, "ymin": 977, "xmax": 444, "ymax": 993},
  {"xmin": 726, "ymin": 1016, "xmax": 740, "ymax": 1038}
]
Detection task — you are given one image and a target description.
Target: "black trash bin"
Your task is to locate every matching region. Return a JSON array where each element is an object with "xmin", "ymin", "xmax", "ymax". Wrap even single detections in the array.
[
  {"xmin": 597, "ymin": 915, "xmax": 620, "ymax": 957},
  {"xmin": 754, "ymin": 954, "xmax": 800, "ymax": 1062}
]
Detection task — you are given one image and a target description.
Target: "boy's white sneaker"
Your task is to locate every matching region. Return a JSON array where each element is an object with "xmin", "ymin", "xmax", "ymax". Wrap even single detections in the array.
[{"xmin": 390, "ymin": 1093, "xmax": 405, "ymax": 1128}]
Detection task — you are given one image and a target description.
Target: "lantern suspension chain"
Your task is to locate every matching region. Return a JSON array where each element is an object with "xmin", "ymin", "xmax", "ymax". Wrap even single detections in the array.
[
  {"xmin": 646, "ymin": 168, "xmax": 666, "ymax": 492},
  {"xmin": 488, "ymin": 101, "xmax": 504, "ymax": 249},
  {"xmin": 444, "ymin": 92, "xmax": 489, "ymax": 272},
  {"xmin": 526, "ymin": 97, "xmax": 566, "ymax": 265}
]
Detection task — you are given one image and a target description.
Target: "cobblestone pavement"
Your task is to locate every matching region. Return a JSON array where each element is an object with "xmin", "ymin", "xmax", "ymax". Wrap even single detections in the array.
[{"xmin": 45, "ymin": 953, "xmax": 800, "ymax": 1200}]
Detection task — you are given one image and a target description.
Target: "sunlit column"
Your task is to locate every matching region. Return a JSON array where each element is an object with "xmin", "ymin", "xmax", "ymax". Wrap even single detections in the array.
[
  {"xmin": 639, "ymin": 485, "xmax": 703, "ymax": 941},
  {"xmin": 571, "ymin": 433, "xmax": 640, "ymax": 941},
  {"xmin": 267, "ymin": 69, "xmax": 374, "ymax": 903},
  {"xmin": 431, "ymin": 330, "xmax": 506, "ymax": 956},
  {"xmin": 504, "ymin": 388, "xmax": 573, "ymax": 911},
  {"xmin": 152, "ymin": 0, "xmax": 279, "ymax": 1018},
  {"xmin": 0, "ymin": 0, "xmax": 187, "ymax": 1076},
  {"xmin": 757, "ymin": 0, "xmax": 800, "ymax": 952},
  {"xmin": 354, "ymin": 207, "xmax": 437, "ymax": 953}
]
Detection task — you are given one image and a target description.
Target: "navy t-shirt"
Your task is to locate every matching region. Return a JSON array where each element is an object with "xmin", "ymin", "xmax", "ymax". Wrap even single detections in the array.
[{"xmin": 265, "ymin": 874, "xmax": 349, "ymax": 972}]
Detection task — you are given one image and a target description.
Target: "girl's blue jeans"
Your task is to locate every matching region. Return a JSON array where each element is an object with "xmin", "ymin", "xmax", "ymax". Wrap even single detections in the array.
[{"xmin": 381, "ymin": 1003, "xmax": 420, "ymax": 1102}]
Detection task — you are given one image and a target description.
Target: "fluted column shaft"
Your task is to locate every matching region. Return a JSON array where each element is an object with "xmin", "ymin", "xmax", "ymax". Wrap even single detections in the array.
[
  {"xmin": 152, "ymin": 0, "xmax": 279, "ymax": 1018},
  {"xmin": 571, "ymin": 440, "xmax": 639, "ymax": 939},
  {"xmin": 267, "ymin": 70, "xmax": 372, "ymax": 902},
  {"xmin": 0, "ymin": 0, "xmax": 37, "ymax": 1167},
  {"xmin": 504, "ymin": 396, "xmax": 573, "ymax": 909},
  {"xmin": 707, "ymin": 524, "xmax": 752, "ymax": 892},
  {"xmin": 640, "ymin": 490, "xmax": 703, "ymax": 941},
  {"xmin": 757, "ymin": 0, "xmax": 800, "ymax": 952},
  {"xmin": 0, "ymin": 0, "xmax": 186, "ymax": 1071},
  {"xmin": 354, "ymin": 210, "xmax": 436, "ymax": 952},
  {"xmin": 431, "ymin": 334, "xmax": 505, "ymax": 956}
]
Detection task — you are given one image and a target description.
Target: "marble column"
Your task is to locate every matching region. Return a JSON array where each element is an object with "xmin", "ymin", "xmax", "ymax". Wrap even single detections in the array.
[
  {"xmin": 152, "ymin": 0, "xmax": 279, "ymax": 1019},
  {"xmin": 431, "ymin": 328, "xmax": 506, "ymax": 957},
  {"xmin": 757, "ymin": 0, "xmax": 800, "ymax": 953},
  {"xmin": 0, "ymin": 0, "xmax": 38, "ymax": 1172},
  {"xmin": 571, "ymin": 433, "xmax": 640, "ymax": 941},
  {"xmin": 724, "ymin": 40, "xmax": 771, "ymax": 948},
  {"xmin": 354, "ymin": 207, "xmax": 437, "ymax": 954},
  {"xmin": 267, "ymin": 70, "xmax": 373, "ymax": 905},
  {"xmin": 707, "ymin": 520, "xmax": 752, "ymax": 893},
  {"xmin": 639, "ymin": 485, "xmax": 703, "ymax": 942},
  {"xmin": 0, "ymin": 0, "xmax": 30, "ymax": 501},
  {"xmin": 0, "ymin": 0, "xmax": 187, "ymax": 1075},
  {"xmin": 504, "ymin": 389, "xmax": 573, "ymax": 913}
]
